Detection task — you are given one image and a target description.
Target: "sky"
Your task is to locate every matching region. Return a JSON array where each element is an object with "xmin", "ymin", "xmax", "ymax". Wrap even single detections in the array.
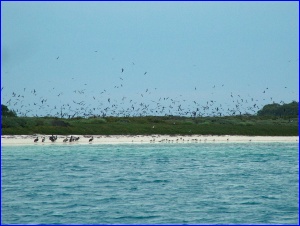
[{"xmin": 1, "ymin": 1, "xmax": 299, "ymax": 117}]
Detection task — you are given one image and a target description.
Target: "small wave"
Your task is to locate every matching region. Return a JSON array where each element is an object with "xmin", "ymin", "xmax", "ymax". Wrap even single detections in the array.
[
  {"xmin": 152, "ymin": 179, "xmax": 170, "ymax": 183},
  {"xmin": 240, "ymin": 201, "xmax": 261, "ymax": 205},
  {"xmin": 261, "ymin": 195, "xmax": 278, "ymax": 200},
  {"xmin": 114, "ymin": 215, "xmax": 159, "ymax": 220}
]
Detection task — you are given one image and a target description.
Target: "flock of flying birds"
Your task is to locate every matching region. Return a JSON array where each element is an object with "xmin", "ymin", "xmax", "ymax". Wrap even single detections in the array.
[{"xmin": 2, "ymin": 54, "xmax": 293, "ymax": 119}]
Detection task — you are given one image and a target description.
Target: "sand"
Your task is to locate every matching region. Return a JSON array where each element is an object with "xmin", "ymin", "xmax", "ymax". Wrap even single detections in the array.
[{"xmin": 1, "ymin": 134, "xmax": 298, "ymax": 146}]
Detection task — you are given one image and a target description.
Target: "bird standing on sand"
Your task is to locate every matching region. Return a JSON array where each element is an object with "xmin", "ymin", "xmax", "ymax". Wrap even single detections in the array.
[
  {"xmin": 63, "ymin": 137, "xmax": 68, "ymax": 142},
  {"xmin": 89, "ymin": 136, "xmax": 94, "ymax": 142},
  {"xmin": 49, "ymin": 135, "xmax": 57, "ymax": 142},
  {"xmin": 34, "ymin": 137, "xmax": 38, "ymax": 142},
  {"xmin": 69, "ymin": 136, "xmax": 74, "ymax": 142},
  {"xmin": 42, "ymin": 137, "xmax": 45, "ymax": 142}
]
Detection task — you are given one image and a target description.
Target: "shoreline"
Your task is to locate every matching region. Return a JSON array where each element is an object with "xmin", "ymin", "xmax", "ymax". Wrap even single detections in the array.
[{"xmin": 1, "ymin": 135, "xmax": 298, "ymax": 146}]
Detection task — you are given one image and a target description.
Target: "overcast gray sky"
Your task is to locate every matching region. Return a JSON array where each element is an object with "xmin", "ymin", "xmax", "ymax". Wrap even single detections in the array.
[{"xmin": 1, "ymin": 2, "xmax": 298, "ymax": 117}]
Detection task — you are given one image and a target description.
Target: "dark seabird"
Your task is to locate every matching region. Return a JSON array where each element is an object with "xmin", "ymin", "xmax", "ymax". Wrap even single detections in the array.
[
  {"xmin": 34, "ymin": 137, "xmax": 38, "ymax": 142},
  {"xmin": 89, "ymin": 136, "xmax": 94, "ymax": 142}
]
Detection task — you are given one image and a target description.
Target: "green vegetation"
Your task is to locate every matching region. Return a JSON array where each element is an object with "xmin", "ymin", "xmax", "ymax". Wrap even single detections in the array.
[
  {"xmin": 2, "ymin": 104, "xmax": 17, "ymax": 117},
  {"xmin": 1, "ymin": 103, "xmax": 298, "ymax": 136},
  {"xmin": 1, "ymin": 115, "xmax": 297, "ymax": 136},
  {"xmin": 257, "ymin": 101, "xmax": 298, "ymax": 117}
]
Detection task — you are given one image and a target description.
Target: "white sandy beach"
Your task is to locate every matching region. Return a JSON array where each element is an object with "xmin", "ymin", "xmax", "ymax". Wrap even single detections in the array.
[{"xmin": 1, "ymin": 134, "xmax": 298, "ymax": 146}]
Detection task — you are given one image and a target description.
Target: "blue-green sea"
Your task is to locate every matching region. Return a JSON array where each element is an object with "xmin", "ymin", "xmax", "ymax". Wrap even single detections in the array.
[{"xmin": 1, "ymin": 143, "xmax": 299, "ymax": 224}]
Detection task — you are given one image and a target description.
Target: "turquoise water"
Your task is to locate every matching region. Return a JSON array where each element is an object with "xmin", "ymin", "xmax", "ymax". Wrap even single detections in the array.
[{"xmin": 1, "ymin": 143, "xmax": 298, "ymax": 224}]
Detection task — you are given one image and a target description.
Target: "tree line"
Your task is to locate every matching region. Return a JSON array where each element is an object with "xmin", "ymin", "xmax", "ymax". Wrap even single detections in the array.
[{"xmin": 257, "ymin": 101, "xmax": 298, "ymax": 117}]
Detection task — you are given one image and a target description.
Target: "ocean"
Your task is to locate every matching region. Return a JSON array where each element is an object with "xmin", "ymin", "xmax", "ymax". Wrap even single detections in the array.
[{"xmin": 1, "ymin": 143, "xmax": 298, "ymax": 224}]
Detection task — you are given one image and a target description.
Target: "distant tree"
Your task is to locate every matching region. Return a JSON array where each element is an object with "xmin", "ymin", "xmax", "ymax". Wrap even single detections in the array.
[
  {"xmin": 1, "ymin": 104, "xmax": 17, "ymax": 117},
  {"xmin": 257, "ymin": 101, "xmax": 298, "ymax": 117}
]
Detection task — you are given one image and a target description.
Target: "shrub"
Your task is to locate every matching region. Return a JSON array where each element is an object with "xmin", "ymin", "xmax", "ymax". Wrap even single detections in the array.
[
  {"xmin": 36, "ymin": 120, "xmax": 44, "ymax": 126},
  {"xmin": 2, "ymin": 117, "xmax": 19, "ymax": 128},
  {"xmin": 183, "ymin": 121, "xmax": 194, "ymax": 125},
  {"xmin": 1, "ymin": 117, "xmax": 27, "ymax": 128},
  {"xmin": 257, "ymin": 101, "xmax": 298, "ymax": 116},
  {"xmin": 88, "ymin": 118, "xmax": 107, "ymax": 124},
  {"xmin": 51, "ymin": 120, "xmax": 70, "ymax": 127},
  {"xmin": 1, "ymin": 105, "xmax": 17, "ymax": 117}
]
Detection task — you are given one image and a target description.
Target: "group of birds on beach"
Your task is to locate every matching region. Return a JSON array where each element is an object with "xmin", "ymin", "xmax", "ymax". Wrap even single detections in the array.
[
  {"xmin": 34, "ymin": 135, "xmax": 94, "ymax": 143},
  {"xmin": 31, "ymin": 135, "xmax": 255, "ymax": 143}
]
